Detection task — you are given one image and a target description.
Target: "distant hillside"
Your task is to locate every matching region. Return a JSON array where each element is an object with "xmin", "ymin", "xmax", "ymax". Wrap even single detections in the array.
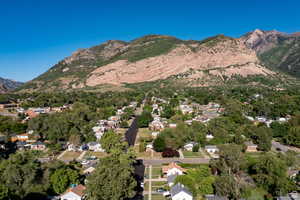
[
  {"xmin": 0, "ymin": 77, "xmax": 23, "ymax": 93},
  {"xmin": 19, "ymin": 31, "xmax": 299, "ymax": 92},
  {"xmin": 242, "ymin": 29, "xmax": 300, "ymax": 77}
]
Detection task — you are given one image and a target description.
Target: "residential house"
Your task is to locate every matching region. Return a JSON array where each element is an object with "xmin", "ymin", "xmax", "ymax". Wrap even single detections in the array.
[
  {"xmin": 146, "ymin": 144, "xmax": 153, "ymax": 150},
  {"xmin": 244, "ymin": 141, "xmax": 258, "ymax": 152},
  {"xmin": 83, "ymin": 166, "xmax": 96, "ymax": 175},
  {"xmin": 184, "ymin": 120, "xmax": 193, "ymax": 125},
  {"xmin": 67, "ymin": 143, "xmax": 78, "ymax": 151},
  {"xmin": 0, "ymin": 134, "xmax": 6, "ymax": 142},
  {"xmin": 205, "ymin": 145, "xmax": 219, "ymax": 154},
  {"xmin": 0, "ymin": 103, "xmax": 18, "ymax": 109},
  {"xmin": 87, "ymin": 142, "xmax": 104, "ymax": 152},
  {"xmin": 169, "ymin": 123, "xmax": 177, "ymax": 128},
  {"xmin": 31, "ymin": 141, "xmax": 46, "ymax": 151},
  {"xmin": 60, "ymin": 184, "xmax": 86, "ymax": 200},
  {"xmin": 25, "ymin": 110, "xmax": 39, "ymax": 119},
  {"xmin": 151, "ymin": 132, "xmax": 160, "ymax": 138},
  {"xmin": 184, "ymin": 142, "xmax": 197, "ymax": 151},
  {"xmin": 11, "ymin": 133, "xmax": 29, "ymax": 142},
  {"xmin": 276, "ymin": 193, "xmax": 299, "ymax": 200},
  {"xmin": 149, "ymin": 120, "xmax": 164, "ymax": 131},
  {"xmin": 16, "ymin": 141, "xmax": 30, "ymax": 150},
  {"xmin": 167, "ymin": 173, "xmax": 178, "ymax": 187},
  {"xmin": 162, "ymin": 162, "xmax": 187, "ymax": 176},
  {"xmin": 179, "ymin": 105, "xmax": 193, "ymax": 115},
  {"xmin": 206, "ymin": 134, "xmax": 214, "ymax": 140},
  {"xmin": 170, "ymin": 183, "xmax": 193, "ymax": 200}
]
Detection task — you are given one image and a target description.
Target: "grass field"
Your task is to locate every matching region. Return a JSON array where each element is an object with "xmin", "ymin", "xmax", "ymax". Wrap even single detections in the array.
[
  {"xmin": 59, "ymin": 151, "xmax": 81, "ymax": 161},
  {"xmin": 144, "ymin": 194, "xmax": 165, "ymax": 200},
  {"xmin": 116, "ymin": 128, "xmax": 127, "ymax": 135},
  {"xmin": 144, "ymin": 165, "xmax": 162, "ymax": 179},
  {"xmin": 138, "ymin": 128, "xmax": 153, "ymax": 138},
  {"xmin": 182, "ymin": 151, "xmax": 204, "ymax": 158},
  {"xmin": 84, "ymin": 151, "xmax": 107, "ymax": 159}
]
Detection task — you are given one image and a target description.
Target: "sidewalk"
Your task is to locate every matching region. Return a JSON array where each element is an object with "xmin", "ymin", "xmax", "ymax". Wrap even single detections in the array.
[{"xmin": 179, "ymin": 149, "xmax": 184, "ymax": 159}]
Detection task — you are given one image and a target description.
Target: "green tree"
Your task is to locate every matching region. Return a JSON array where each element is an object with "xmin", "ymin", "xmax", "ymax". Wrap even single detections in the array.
[
  {"xmin": 50, "ymin": 168, "xmax": 80, "ymax": 194},
  {"xmin": 211, "ymin": 144, "xmax": 245, "ymax": 174},
  {"xmin": 214, "ymin": 174, "xmax": 242, "ymax": 200},
  {"xmin": 100, "ymin": 131, "xmax": 127, "ymax": 153},
  {"xmin": 153, "ymin": 137, "xmax": 166, "ymax": 152},
  {"xmin": 251, "ymin": 153, "xmax": 295, "ymax": 196},
  {"xmin": 86, "ymin": 151, "xmax": 137, "ymax": 200},
  {"xmin": 137, "ymin": 111, "xmax": 153, "ymax": 128},
  {"xmin": 283, "ymin": 126, "xmax": 300, "ymax": 147},
  {"xmin": 270, "ymin": 121, "xmax": 288, "ymax": 138},
  {"xmin": 0, "ymin": 184, "xmax": 10, "ymax": 200}
]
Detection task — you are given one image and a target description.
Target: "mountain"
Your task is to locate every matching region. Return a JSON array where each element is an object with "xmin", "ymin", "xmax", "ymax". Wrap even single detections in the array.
[
  {"xmin": 19, "ymin": 33, "xmax": 294, "ymax": 92},
  {"xmin": 0, "ymin": 77, "xmax": 23, "ymax": 93},
  {"xmin": 242, "ymin": 29, "xmax": 300, "ymax": 77}
]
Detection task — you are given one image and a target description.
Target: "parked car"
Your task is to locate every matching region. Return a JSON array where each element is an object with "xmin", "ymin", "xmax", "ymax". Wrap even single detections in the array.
[{"xmin": 156, "ymin": 188, "xmax": 165, "ymax": 193}]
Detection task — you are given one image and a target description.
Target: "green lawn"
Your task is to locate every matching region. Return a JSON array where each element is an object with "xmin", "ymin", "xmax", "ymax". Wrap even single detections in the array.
[
  {"xmin": 151, "ymin": 181, "xmax": 165, "ymax": 187},
  {"xmin": 178, "ymin": 163, "xmax": 209, "ymax": 169},
  {"xmin": 183, "ymin": 151, "xmax": 204, "ymax": 158},
  {"xmin": 138, "ymin": 128, "xmax": 152, "ymax": 138},
  {"xmin": 144, "ymin": 194, "xmax": 165, "ymax": 200},
  {"xmin": 59, "ymin": 151, "xmax": 81, "ymax": 161},
  {"xmin": 152, "ymin": 194, "xmax": 165, "ymax": 200},
  {"xmin": 84, "ymin": 151, "xmax": 107, "ymax": 159},
  {"xmin": 144, "ymin": 166, "xmax": 162, "ymax": 178}
]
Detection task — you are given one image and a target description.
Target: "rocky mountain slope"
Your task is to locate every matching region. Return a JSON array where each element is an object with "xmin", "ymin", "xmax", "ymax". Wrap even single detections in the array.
[
  {"xmin": 0, "ymin": 77, "xmax": 23, "ymax": 93},
  {"xmin": 242, "ymin": 29, "xmax": 300, "ymax": 77},
  {"xmin": 19, "ymin": 31, "xmax": 298, "ymax": 92}
]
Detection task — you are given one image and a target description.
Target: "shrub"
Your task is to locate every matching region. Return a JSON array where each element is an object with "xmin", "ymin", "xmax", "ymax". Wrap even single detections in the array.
[
  {"xmin": 162, "ymin": 148, "xmax": 179, "ymax": 157},
  {"xmin": 153, "ymin": 137, "xmax": 166, "ymax": 152}
]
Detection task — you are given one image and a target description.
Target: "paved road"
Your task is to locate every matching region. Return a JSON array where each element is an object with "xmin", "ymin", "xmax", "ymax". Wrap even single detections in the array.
[
  {"xmin": 143, "ymin": 158, "xmax": 210, "ymax": 165},
  {"xmin": 272, "ymin": 140, "xmax": 300, "ymax": 153},
  {"xmin": 0, "ymin": 112, "xmax": 18, "ymax": 117},
  {"xmin": 125, "ymin": 118, "xmax": 139, "ymax": 146}
]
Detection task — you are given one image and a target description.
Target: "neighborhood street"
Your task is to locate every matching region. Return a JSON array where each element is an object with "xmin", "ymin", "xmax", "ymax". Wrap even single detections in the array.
[
  {"xmin": 125, "ymin": 118, "xmax": 139, "ymax": 146},
  {"xmin": 143, "ymin": 158, "xmax": 210, "ymax": 165}
]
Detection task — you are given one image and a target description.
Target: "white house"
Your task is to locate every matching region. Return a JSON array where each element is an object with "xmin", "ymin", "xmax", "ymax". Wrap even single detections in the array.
[
  {"xmin": 60, "ymin": 184, "xmax": 86, "ymax": 200},
  {"xmin": 162, "ymin": 162, "xmax": 187, "ymax": 176},
  {"xmin": 167, "ymin": 173, "xmax": 178, "ymax": 187},
  {"xmin": 184, "ymin": 142, "xmax": 197, "ymax": 151},
  {"xmin": 170, "ymin": 183, "xmax": 193, "ymax": 200},
  {"xmin": 87, "ymin": 142, "xmax": 104, "ymax": 152},
  {"xmin": 206, "ymin": 134, "xmax": 214, "ymax": 140},
  {"xmin": 146, "ymin": 144, "xmax": 153, "ymax": 149},
  {"xmin": 169, "ymin": 123, "xmax": 177, "ymax": 128},
  {"xmin": 83, "ymin": 166, "xmax": 96, "ymax": 175},
  {"xmin": 151, "ymin": 132, "xmax": 160, "ymax": 138},
  {"xmin": 67, "ymin": 143, "xmax": 78, "ymax": 151},
  {"xmin": 205, "ymin": 145, "xmax": 219, "ymax": 154}
]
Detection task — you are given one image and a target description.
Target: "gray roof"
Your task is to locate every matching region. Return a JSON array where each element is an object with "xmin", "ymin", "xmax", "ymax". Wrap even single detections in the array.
[
  {"xmin": 277, "ymin": 193, "xmax": 300, "ymax": 200},
  {"xmin": 167, "ymin": 174, "xmax": 178, "ymax": 184},
  {"xmin": 205, "ymin": 145, "xmax": 218, "ymax": 149},
  {"xmin": 170, "ymin": 183, "xmax": 192, "ymax": 197}
]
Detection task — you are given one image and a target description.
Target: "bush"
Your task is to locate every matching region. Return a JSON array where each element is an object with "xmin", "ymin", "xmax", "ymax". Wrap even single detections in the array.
[
  {"xmin": 139, "ymin": 140, "xmax": 146, "ymax": 152},
  {"xmin": 192, "ymin": 144, "xmax": 199, "ymax": 152},
  {"xmin": 120, "ymin": 120, "xmax": 129, "ymax": 128},
  {"xmin": 153, "ymin": 137, "xmax": 166, "ymax": 152},
  {"xmin": 162, "ymin": 148, "xmax": 179, "ymax": 158},
  {"xmin": 137, "ymin": 111, "xmax": 153, "ymax": 128}
]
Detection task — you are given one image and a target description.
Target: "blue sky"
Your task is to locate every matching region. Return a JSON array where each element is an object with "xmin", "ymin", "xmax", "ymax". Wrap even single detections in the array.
[{"xmin": 0, "ymin": 0, "xmax": 299, "ymax": 82}]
